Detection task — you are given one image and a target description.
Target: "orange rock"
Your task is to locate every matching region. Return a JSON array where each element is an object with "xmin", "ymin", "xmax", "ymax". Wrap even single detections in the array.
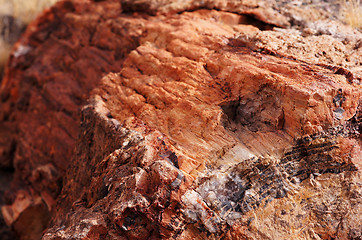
[{"xmin": 0, "ymin": 0, "xmax": 361, "ymax": 239}]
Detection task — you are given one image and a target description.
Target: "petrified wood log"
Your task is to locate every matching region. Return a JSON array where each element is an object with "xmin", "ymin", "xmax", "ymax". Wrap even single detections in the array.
[{"xmin": 0, "ymin": 0, "xmax": 361, "ymax": 239}]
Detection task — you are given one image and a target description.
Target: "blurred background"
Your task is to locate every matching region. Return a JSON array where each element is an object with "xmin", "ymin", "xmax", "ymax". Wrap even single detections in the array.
[{"xmin": 0, "ymin": 0, "xmax": 58, "ymax": 76}]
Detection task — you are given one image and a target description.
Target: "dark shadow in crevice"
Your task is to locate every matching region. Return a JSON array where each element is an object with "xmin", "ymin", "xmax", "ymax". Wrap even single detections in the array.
[
  {"xmin": 219, "ymin": 87, "xmax": 284, "ymax": 133},
  {"xmin": 179, "ymin": 6, "xmax": 277, "ymax": 31},
  {"xmin": 238, "ymin": 14, "xmax": 276, "ymax": 31},
  {"xmin": 0, "ymin": 168, "xmax": 17, "ymax": 240}
]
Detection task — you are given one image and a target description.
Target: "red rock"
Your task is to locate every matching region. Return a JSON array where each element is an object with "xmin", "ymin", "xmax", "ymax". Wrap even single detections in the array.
[{"xmin": 0, "ymin": 0, "xmax": 361, "ymax": 239}]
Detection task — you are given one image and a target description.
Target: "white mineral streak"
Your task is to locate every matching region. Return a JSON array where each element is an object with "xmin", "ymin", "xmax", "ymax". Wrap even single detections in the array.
[
  {"xmin": 181, "ymin": 190, "xmax": 222, "ymax": 233},
  {"xmin": 13, "ymin": 45, "xmax": 31, "ymax": 58}
]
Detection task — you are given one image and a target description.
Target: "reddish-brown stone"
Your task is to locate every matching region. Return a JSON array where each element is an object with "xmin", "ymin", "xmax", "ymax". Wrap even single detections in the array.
[{"xmin": 0, "ymin": 0, "xmax": 361, "ymax": 239}]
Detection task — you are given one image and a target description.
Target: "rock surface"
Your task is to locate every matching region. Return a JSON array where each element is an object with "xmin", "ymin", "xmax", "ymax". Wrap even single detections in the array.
[{"xmin": 0, "ymin": 0, "xmax": 361, "ymax": 239}]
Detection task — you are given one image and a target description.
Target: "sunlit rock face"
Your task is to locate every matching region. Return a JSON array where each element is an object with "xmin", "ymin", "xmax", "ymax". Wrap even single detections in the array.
[{"xmin": 0, "ymin": 0, "xmax": 361, "ymax": 239}]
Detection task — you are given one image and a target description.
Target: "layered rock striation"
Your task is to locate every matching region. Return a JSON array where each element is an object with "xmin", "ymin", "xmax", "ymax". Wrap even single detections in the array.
[{"xmin": 0, "ymin": 0, "xmax": 361, "ymax": 239}]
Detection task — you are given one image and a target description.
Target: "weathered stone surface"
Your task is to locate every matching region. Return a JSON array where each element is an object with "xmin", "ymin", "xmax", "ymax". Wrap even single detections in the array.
[
  {"xmin": 0, "ymin": 0, "xmax": 361, "ymax": 239},
  {"xmin": 0, "ymin": 1, "xmax": 140, "ymax": 238}
]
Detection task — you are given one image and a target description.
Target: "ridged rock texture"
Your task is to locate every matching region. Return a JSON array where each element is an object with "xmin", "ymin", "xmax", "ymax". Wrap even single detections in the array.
[{"xmin": 0, "ymin": 0, "xmax": 361, "ymax": 239}]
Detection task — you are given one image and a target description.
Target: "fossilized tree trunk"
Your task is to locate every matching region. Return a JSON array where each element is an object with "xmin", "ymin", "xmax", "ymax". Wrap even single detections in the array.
[{"xmin": 0, "ymin": 0, "xmax": 361, "ymax": 239}]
